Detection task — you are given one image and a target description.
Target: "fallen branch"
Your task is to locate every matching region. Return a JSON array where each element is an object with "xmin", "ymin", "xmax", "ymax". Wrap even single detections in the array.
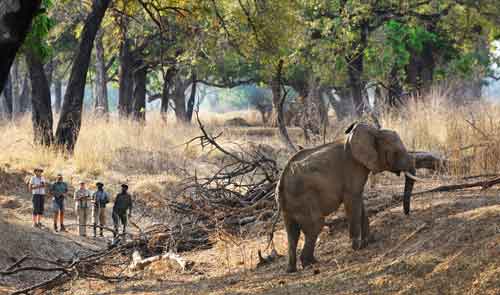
[
  {"xmin": 129, "ymin": 250, "xmax": 193, "ymax": 272},
  {"xmin": 394, "ymin": 176, "xmax": 500, "ymax": 198}
]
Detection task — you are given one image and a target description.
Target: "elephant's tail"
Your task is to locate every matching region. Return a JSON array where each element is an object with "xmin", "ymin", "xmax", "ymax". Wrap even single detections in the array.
[{"xmin": 266, "ymin": 179, "xmax": 283, "ymax": 250}]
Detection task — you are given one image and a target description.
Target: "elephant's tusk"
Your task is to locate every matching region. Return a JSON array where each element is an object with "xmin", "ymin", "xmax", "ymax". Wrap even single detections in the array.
[{"xmin": 404, "ymin": 171, "xmax": 428, "ymax": 182}]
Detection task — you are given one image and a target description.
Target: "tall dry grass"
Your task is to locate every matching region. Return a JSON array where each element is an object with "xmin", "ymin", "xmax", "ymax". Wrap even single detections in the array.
[
  {"xmin": 380, "ymin": 91, "xmax": 500, "ymax": 177},
  {"xmin": 1, "ymin": 95, "xmax": 500, "ymax": 183}
]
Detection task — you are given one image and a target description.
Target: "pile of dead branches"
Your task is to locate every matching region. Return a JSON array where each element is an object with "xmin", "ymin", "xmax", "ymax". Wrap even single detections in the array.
[{"xmin": 164, "ymin": 113, "xmax": 282, "ymax": 244}]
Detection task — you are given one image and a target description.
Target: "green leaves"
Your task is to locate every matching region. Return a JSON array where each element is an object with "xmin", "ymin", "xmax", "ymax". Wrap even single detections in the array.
[{"xmin": 25, "ymin": 0, "xmax": 55, "ymax": 60}]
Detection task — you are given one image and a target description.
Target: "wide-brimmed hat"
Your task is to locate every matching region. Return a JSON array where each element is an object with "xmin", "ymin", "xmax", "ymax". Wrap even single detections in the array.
[
  {"xmin": 79, "ymin": 180, "xmax": 86, "ymax": 184},
  {"xmin": 96, "ymin": 182, "xmax": 104, "ymax": 186},
  {"xmin": 34, "ymin": 167, "xmax": 44, "ymax": 172},
  {"xmin": 121, "ymin": 183, "xmax": 129, "ymax": 189}
]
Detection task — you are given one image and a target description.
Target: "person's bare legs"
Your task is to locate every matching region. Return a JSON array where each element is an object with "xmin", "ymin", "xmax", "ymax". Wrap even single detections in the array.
[
  {"xmin": 53, "ymin": 212, "xmax": 59, "ymax": 231},
  {"xmin": 32, "ymin": 214, "xmax": 37, "ymax": 227},
  {"xmin": 60, "ymin": 211, "xmax": 65, "ymax": 231}
]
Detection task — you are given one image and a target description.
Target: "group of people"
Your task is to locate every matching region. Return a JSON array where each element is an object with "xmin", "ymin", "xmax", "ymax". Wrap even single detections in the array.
[{"xmin": 28, "ymin": 168, "xmax": 134, "ymax": 238}]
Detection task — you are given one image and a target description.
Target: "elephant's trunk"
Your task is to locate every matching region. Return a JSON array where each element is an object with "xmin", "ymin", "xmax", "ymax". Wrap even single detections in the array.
[{"xmin": 403, "ymin": 167, "xmax": 416, "ymax": 215}]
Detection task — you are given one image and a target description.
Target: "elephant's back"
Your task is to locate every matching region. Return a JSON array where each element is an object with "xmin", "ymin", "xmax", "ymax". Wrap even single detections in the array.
[{"xmin": 277, "ymin": 142, "xmax": 344, "ymax": 205}]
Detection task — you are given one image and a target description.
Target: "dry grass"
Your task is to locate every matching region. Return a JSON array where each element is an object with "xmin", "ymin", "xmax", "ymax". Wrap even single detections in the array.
[{"xmin": 2, "ymin": 94, "xmax": 500, "ymax": 181}]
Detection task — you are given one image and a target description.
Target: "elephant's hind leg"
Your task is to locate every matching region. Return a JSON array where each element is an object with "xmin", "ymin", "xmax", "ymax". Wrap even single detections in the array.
[
  {"xmin": 285, "ymin": 217, "xmax": 300, "ymax": 273},
  {"xmin": 300, "ymin": 216, "xmax": 324, "ymax": 269}
]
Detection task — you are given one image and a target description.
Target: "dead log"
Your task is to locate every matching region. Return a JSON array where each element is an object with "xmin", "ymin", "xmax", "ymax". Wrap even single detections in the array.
[{"xmin": 410, "ymin": 151, "xmax": 448, "ymax": 171}]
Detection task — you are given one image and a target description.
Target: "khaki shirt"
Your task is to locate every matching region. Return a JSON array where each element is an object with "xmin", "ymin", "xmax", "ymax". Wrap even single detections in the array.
[{"xmin": 74, "ymin": 189, "xmax": 91, "ymax": 209}]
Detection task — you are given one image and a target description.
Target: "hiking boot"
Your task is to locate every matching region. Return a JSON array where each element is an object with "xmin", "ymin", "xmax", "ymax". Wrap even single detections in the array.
[
  {"xmin": 37, "ymin": 222, "xmax": 43, "ymax": 228},
  {"xmin": 54, "ymin": 224, "xmax": 59, "ymax": 232},
  {"xmin": 60, "ymin": 224, "xmax": 66, "ymax": 232}
]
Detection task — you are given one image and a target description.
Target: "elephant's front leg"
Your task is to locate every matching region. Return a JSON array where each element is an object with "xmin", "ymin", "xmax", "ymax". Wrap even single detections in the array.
[
  {"xmin": 345, "ymin": 193, "xmax": 365, "ymax": 250},
  {"xmin": 361, "ymin": 201, "xmax": 370, "ymax": 246}
]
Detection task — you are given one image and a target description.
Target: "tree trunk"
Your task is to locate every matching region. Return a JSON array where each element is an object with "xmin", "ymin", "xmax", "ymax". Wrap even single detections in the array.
[
  {"xmin": 118, "ymin": 37, "xmax": 134, "ymax": 118},
  {"xmin": 269, "ymin": 59, "xmax": 284, "ymax": 127},
  {"xmin": 26, "ymin": 49, "xmax": 53, "ymax": 145},
  {"xmin": 45, "ymin": 57, "xmax": 54, "ymax": 89},
  {"xmin": 0, "ymin": 0, "xmax": 41, "ymax": 94},
  {"xmin": 387, "ymin": 65, "xmax": 403, "ymax": 107},
  {"xmin": 132, "ymin": 63, "xmax": 147, "ymax": 122},
  {"xmin": 346, "ymin": 24, "xmax": 368, "ymax": 116},
  {"xmin": 173, "ymin": 76, "xmax": 190, "ymax": 123},
  {"xmin": 55, "ymin": 0, "xmax": 111, "ymax": 152},
  {"xmin": 94, "ymin": 29, "xmax": 109, "ymax": 116},
  {"xmin": 160, "ymin": 67, "xmax": 176, "ymax": 122},
  {"xmin": 346, "ymin": 54, "xmax": 365, "ymax": 116},
  {"xmin": 1, "ymin": 73, "xmax": 13, "ymax": 119},
  {"xmin": 185, "ymin": 73, "xmax": 197, "ymax": 122},
  {"xmin": 18, "ymin": 74, "xmax": 30, "ymax": 114},
  {"xmin": 54, "ymin": 79, "xmax": 62, "ymax": 113}
]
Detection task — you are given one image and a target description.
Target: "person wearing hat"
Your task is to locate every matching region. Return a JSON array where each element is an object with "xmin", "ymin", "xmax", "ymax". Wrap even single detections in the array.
[
  {"xmin": 50, "ymin": 173, "xmax": 68, "ymax": 232},
  {"xmin": 112, "ymin": 184, "xmax": 133, "ymax": 237},
  {"xmin": 91, "ymin": 182, "xmax": 109, "ymax": 237},
  {"xmin": 74, "ymin": 180, "xmax": 91, "ymax": 237},
  {"xmin": 29, "ymin": 168, "xmax": 47, "ymax": 228}
]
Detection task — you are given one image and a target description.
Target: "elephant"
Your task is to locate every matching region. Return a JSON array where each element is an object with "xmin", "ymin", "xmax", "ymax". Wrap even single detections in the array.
[{"xmin": 273, "ymin": 122, "xmax": 419, "ymax": 273}]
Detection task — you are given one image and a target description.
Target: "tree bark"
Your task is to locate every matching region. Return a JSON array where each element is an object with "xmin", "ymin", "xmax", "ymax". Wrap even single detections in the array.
[
  {"xmin": 18, "ymin": 74, "xmax": 30, "ymax": 114},
  {"xmin": 160, "ymin": 67, "xmax": 176, "ymax": 122},
  {"xmin": 55, "ymin": 0, "xmax": 111, "ymax": 152},
  {"xmin": 26, "ymin": 49, "xmax": 53, "ymax": 145},
  {"xmin": 118, "ymin": 37, "xmax": 134, "ymax": 118},
  {"xmin": 131, "ymin": 62, "xmax": 147, "ymax": 122},
  {"xmin": 345, "ymin": 24, "xmax": 368, "ymax": 116},
  {"xmin": 173, "ymin": 75, "xmax": 190, "ymax": 123},
  {"xmin": 54, "ymin": 79, "xmax": 62, "ymax": 113},
  {"xmin": 94, "ymin": 29, "xmax": 109, "ymax": 116},
  {"xmin": 0, "ymin": 0, "xmax": 41, "ymax": 94},
  {"xmin": 186, "ymin": 72, "xmax": 197, "ymax": 122},
  {"xmin": 269, "ymin": 59, "xmax": 284, "ymax": 127},
  {"xmin": 1, "ymin": 73, "xmax": 13, "ymax": 119},
  {"xmin": 346, "ymin": 53, "xmax": 365, "ymax": 116}
]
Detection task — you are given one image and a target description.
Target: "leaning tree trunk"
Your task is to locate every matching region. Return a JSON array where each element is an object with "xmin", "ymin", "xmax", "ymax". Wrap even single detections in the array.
[
  {"xmin": 26, "ymin": 49, "xmax": 54, "ymax": 145},
  {"xmin": 131, "ymin": 62, "xmax": 147, "ymax": 122},
  {"xmin": 269, "ymin": 59, "xmax": 284, "ymax": 127},
  {"xmin": 94, "ymin": 29, "xmax": 109, "ymax": 116},
  {"xmin": 185, "ymin": 73, "xmax": 197, "ymax": 122},
  {"xmin": 0, "ymin": 0, "xmax": 41, "ymax": 94},
  {"xmin": 55, "ymin": 0, "xmax": 112, "ymax": 152},
  {"xmin": 118, "ymin": 37, "xmax": 134, "ymax": 118}
]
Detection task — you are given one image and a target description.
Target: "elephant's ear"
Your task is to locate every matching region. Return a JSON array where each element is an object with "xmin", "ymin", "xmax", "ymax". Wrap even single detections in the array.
[{"xmin": 345, "ymin": 123, "xmax": 382, "ymax": 173}]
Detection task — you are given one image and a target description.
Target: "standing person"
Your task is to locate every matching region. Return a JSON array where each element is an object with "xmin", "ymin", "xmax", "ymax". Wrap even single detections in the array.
[
  {"xmin": 29, "ymin": 168, "xmax": 46, "ymax": 228},
  {"xmin": 74, "ymin": 181, "xmax": 91, "ymax": 237},
  {"xmin": 112, "ymin": 184, "xmax": 133, "ymax": 237},
  {"xmin": 50, "ymin": 173, "xmax": 68, "ymax": 232},
  {"xmin": 91, "ymin": 182, "xmax": 109, "ymax": 237}
]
